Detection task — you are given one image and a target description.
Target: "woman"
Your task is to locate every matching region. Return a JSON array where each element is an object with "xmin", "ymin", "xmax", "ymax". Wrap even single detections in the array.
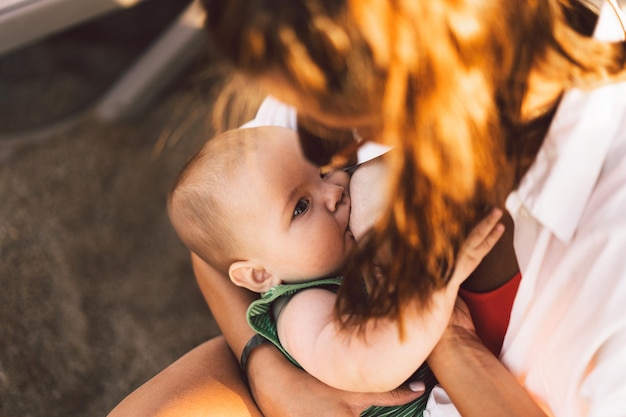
[{"xmin": 109, "ymin": 0, "xmax": 626, "ymax": 416}]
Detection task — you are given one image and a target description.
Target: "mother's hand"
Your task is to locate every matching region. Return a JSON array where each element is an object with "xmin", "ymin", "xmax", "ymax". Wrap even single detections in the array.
[
  {"xmin": 447, "ymin": 297, "xmax": 478, "ymax": 336},
  {"xmin": 247, "ymin": 342, "xmax": 425, "ymax": 417},
  {"xmin": 428, "ymin": 298, "xmax": 548, "ymax": 417}
]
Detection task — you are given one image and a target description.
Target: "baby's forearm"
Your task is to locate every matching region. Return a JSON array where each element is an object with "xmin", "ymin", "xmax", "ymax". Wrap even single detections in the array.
[{"xmin": 277, "ymin": 285, "xmax": 458, "ymax": 392}]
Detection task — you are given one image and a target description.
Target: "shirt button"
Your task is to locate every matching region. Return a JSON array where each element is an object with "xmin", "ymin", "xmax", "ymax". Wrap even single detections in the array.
[{"xmin": 519, "ymin": 206, "xmax": 531, "ymax": 219}]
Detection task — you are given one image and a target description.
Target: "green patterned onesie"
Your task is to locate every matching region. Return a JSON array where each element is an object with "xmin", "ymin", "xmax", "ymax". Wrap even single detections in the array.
[{"xmin": 247, "ymin": 277, "xmax": 437, "ymax": 417}]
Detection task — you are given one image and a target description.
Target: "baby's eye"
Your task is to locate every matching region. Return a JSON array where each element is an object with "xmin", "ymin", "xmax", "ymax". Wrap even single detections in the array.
[{"xmin": 293, "ymin": 199, "xmax": 310, "ymax": 218}]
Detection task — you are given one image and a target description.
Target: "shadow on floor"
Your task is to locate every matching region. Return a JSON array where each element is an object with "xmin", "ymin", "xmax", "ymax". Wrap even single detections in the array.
[{"xmin": 0, "ymin": 2, "xmax": 258, "ymax": 415}]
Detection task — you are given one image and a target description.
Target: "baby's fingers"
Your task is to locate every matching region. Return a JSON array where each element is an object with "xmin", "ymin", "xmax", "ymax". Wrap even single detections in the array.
[
  {"xmin": 451, "ymin": 209, "xmax": 505, "ymax": 284},
  {"xmin": 464, "ymin": 208, "xmax": 505, "ymax": 256},
  {"xmin": 450, "ymin": 208, "xmax": 504, "ymax": 285}
]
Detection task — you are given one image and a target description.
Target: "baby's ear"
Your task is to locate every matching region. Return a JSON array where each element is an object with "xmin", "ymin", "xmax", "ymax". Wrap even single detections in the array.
[{"xmin": 229, "ymin": 261, "xmax": 280, "ymax": 293}]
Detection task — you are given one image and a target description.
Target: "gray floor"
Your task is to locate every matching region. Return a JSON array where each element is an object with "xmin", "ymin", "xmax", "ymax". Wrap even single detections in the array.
[{"xmin": 0, "ymin": 3, "xmax": 253, "ymax": 416}]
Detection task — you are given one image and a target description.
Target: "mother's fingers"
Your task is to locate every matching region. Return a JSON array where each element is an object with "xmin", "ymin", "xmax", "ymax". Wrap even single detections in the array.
[{"xmin": 351, "ymin": 384, "xmax": 426, "ymax": 414}]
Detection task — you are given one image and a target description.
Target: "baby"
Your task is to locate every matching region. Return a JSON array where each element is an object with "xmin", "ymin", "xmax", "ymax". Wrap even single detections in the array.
[{"xmin": 168, "ymin": 125, "xmax": 503, "ymax": 415}]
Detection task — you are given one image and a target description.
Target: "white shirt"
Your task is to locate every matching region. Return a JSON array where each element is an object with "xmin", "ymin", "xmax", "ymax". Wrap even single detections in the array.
[
  {"xmin": 426, "ymin": 3, "xmax": 626, "ymax": 415},
  {"xmin": 500, "ymin": 3, "xmax": 626, "ymax": 416},
  {"xmin": 502, "ymin": 73, "xmax": 626, "ymax": 417}
]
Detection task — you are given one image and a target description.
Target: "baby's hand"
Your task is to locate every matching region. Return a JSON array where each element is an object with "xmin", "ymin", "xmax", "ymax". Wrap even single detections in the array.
[{"xmin": 449, "ymin": 208, "xmax": 505, "ymax": 287}]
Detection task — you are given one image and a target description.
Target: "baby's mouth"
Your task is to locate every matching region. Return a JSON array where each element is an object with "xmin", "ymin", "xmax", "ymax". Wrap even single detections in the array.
[{"xmin": 345, "ymin": 225, "xmax": 356, "ymax": 243}]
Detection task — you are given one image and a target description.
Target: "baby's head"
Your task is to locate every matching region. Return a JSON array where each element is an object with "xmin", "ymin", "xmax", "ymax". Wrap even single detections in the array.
[{"xmin": 168, "ymin": 126, "xmax": 355, "ymax": 293}]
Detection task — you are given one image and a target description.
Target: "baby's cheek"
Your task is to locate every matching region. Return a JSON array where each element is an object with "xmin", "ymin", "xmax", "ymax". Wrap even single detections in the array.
[{"xmin": 319, "ymin": 237, "xmax": 348, "ymax": 274}]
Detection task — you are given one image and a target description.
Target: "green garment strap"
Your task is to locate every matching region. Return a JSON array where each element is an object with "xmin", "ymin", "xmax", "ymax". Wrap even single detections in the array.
[{"xmin": 246, "ymin": 277, "xmax": 342, "ymax": 367}]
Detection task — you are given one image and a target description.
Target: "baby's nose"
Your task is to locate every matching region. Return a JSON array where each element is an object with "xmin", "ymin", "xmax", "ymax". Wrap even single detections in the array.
[{"xmin": 324, "ymin": 182, "xmax": 346, "ymax": 212}]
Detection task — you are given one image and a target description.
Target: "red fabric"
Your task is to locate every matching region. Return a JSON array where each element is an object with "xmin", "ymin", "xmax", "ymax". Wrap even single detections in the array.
[{"xmin": 458, "ymin": 272, "xmax": 522, "ymax": 357}]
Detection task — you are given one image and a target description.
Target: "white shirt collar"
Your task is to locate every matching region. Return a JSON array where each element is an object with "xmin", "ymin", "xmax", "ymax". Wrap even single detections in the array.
[
  {"xmin": 510, "ymin": 85, "xmax": 620, "ymax": 243},
  {"xmin": 507, "ymin": 2, "xmax": 625, "ymax": 243}
]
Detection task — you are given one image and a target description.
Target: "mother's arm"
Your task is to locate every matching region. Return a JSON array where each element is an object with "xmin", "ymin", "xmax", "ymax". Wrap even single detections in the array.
[
  {"xmin": 427, "ymin": 299, "xmax": 548, "ymax": 417},
  {"xmin": 192, "ymin": 253, "xmax": 426, "ymax": 417}
]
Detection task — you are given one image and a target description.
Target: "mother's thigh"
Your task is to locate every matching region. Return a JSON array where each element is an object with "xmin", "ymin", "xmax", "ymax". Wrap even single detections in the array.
[{"xmin": 107, "ymin": 336, "xmax": 262, "ymax": 417}]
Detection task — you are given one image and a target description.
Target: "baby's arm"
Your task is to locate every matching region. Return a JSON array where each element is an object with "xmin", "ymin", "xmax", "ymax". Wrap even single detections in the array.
[{"xmin": 276, "ymin": 209, "xmax": 504, "ymax": 393}]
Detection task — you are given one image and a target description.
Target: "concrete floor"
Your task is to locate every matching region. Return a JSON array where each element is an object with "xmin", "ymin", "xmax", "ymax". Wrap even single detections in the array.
[{"xmin": 0, "ymin": 2, "xmax": 256, "ymax": 415}]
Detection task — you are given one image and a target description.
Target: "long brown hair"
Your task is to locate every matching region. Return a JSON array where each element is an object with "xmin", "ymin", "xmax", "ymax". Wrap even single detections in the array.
[{"xmin": 201, "ymin": 0, "xmax": 626, "ymax": 326}]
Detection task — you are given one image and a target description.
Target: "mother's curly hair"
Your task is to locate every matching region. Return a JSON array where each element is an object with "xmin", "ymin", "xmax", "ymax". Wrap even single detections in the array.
[{"xmin": 201, "ymin": 0, "xmax": 626, "ymax": 328}]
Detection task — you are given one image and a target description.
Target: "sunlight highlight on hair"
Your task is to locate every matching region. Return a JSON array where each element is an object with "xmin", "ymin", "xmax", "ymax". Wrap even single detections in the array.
[
  {"xmin": 349, "ymin": 0, "xmax": 392, "ymax": 66},
  {"xmin": 278, "ymin": 26, "xmax": 327, "ymax": 92}
]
